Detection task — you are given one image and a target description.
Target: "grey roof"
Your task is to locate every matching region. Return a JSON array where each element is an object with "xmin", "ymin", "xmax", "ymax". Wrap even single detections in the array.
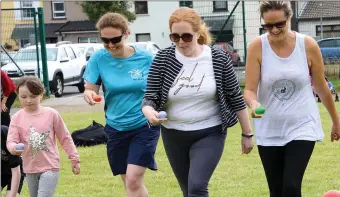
[
  {"xmin": 11, "ymin": 24, "xmax": 37, "ymax": 40},
  {"xmin": 55, "ymin": 20, "xmax": 97, "ymax": 33},
  {"xmin": 45, "ymin": 23, "xmax": 65, "ymax": 38},
  {"xmin": 298, "ymin": 1, "xmax": 340, "ymax": 19}
]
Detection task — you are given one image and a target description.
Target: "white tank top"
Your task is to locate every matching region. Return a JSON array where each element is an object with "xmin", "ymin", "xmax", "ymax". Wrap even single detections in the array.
[{"xmin": 253, "ymin": 32, "xmax": 324, "ymax": 146}]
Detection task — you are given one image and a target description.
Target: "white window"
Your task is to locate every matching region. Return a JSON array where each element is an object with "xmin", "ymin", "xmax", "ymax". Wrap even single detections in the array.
[
  {"xmin": 78, "ymin": 37, "xmax": 98, "ymax": 43},
  {"xmin": 136, "ymin": 33, "xmax": 151, "ymax": 42},
  {"xmin": 52, "ymin": 1, "xmax": 66, "ymax": 19},
  {"xmin": 213, "ymin": 1, "xmax": 228, "ymax": 11},
  {"xmin": 135, "ymin": 1, "xmax": 148, "ymax": 14},
  {"xmin": 21, "ymin": 1, "xmax": 34, "ymax": 19}
]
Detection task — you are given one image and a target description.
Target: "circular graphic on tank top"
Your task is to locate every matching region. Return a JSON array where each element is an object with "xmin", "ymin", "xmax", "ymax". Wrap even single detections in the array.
[{"xmin": 271, "ymin": 79, "xmax": 296, "ymax": 101}]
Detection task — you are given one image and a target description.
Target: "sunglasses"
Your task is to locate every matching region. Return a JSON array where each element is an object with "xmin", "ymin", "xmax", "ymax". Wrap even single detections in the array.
[
  {"xmin": 261, "ymin": 18, "xmax": 288, "ymax": 30},
  {"xmin": 100, "ymin": 34, "xmax": 124, "ymax": 44},
  {"xmin": 169, "ymin": 33, "xmax": 194, "ymax": 42}
]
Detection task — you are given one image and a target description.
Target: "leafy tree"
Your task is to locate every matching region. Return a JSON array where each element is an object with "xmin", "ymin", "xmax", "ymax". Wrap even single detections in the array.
[{"xmin": 81, "ymin": 1, "xmax": 136, "ymax": 22}]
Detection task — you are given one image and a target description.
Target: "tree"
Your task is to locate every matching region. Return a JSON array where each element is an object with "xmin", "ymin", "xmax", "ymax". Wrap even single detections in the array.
[{"xmin": 81, "ymin": 1, "xmax": 136, "ymax": 22}]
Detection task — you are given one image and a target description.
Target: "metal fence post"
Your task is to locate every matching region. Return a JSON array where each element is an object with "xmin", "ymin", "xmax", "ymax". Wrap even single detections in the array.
[
  {"xmin": 242, "ymin": 1, "xmax": 247, "ymax": 63},
  {"xmin": 33, "ymin": 8, "xmax": 41, "ymax": 79},
  {"xmin": 37, "ymin": 7, "xmax": 50, "ymax": 97}
]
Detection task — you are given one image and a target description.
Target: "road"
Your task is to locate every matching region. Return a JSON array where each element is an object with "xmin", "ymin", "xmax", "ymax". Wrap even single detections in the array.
[{"xmin": 10, "ymin": 86, "xmax": 104, "ymax": 115}]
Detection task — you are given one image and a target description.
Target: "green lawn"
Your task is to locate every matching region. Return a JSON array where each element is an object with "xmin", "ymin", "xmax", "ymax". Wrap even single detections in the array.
[{"xmin": 10, "ymin": 104, "xmax": 340, "ymax": 197}]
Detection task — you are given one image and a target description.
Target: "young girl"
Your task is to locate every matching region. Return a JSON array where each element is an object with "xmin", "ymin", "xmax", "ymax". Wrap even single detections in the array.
[{"xmin": 6, "ymin": 76, "xmax": 80, "ymax": 197}]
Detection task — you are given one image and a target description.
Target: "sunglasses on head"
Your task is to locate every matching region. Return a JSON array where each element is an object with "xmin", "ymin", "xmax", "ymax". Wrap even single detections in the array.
[
  {"xmin": 169, "ymin": 33, "xmax": 194, "ymax": 42},
  {"xmin": 261, "ymin": 18, "xmax": 288, "ymax": 30},
  {"xmin": 100, "ymin": 33, "xmax": 125, "ymax": 44}
]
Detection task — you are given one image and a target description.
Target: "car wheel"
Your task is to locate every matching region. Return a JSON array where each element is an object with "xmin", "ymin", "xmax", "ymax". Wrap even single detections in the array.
[
  {"xmin": 54, "ymin": 75, "xmax": 64, "ymax": 97},
  {"xmin": 77, "ymin": 70, "xmax": 85, "ymax": 93}
]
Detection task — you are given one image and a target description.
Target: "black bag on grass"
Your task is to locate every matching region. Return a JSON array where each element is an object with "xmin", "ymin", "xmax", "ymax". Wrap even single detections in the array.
[{"xmin": 71, "ymin": 120, "xmax": 108, "ymax": 147}]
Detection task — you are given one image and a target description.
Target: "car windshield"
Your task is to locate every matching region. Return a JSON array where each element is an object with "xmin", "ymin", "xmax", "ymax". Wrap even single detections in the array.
[
  {"xmin": 77, "ymin": 47, "xmax": 86, "ymax": 54},
  {"xmin": 1, "ymin": 52, "xmax": 15, "ymax": 61},
  {"xmin": 14, "ymin": 48, "xmax": 58, "ymax": 62}
]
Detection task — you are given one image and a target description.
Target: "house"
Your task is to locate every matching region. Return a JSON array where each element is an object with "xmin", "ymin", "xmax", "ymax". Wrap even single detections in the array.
[
  {"xmin": 125, "ymin": 1, "xmax": 263, "ymax": 60},
  {"xmin": 1, "ymin": 1, "xmax": 43, "ymax": 50},
  {"xmin": 42, "ymin": 1, "xmax": 98, "ymax": 44},
  {"xmin": 297, "ymin": 1, "xmax": 340, "ymax": 40},
  {"xmin": 125, "ymin": 1, "xmax": 179, "ymax": 48},
  {"xmin": 191, "ymin": 1, "xmax": 262, "ymax": 62}
]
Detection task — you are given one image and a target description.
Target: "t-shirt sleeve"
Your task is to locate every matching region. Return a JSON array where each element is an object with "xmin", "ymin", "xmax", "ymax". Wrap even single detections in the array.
[{"xmin": 83, "ymin": 50, "xmax": 102, "ymax": 85}]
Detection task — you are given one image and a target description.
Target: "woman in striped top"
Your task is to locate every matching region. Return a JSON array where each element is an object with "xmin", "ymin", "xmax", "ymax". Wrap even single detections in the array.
[{"xmin": 142, "ymin": 7, "xmax": 254, "ymax": 197}]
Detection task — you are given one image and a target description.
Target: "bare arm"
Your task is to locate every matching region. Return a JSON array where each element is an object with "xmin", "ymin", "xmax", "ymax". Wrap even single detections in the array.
[
  {"xmin": 306, "ymin": 36, "xmax": 339, "ymax": 123},
  {"xmin": 236, "ymin": 109, "xmax": 252, "ymax": 134},
  {"xmin": 85, "ymin": 82, "xmax": 100, "ymax": 94},
  {"xmin": 244, "ymin": 37, "xmax": 262, "ymax": 108},
  {"xmin": 8, "ymin": 166, "xmax": 21, "ymax": 197}
]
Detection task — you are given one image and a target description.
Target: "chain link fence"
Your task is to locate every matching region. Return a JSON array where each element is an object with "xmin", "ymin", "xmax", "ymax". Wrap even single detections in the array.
[
  {"xmin": 189, "ymin": 1, "xmax": 262, "ymax": 84},
  {"xmin": 188, "ymin": 1, "xmax": 340, "ymax": 81},
  {"xmin": 296, "ymin": 1, "xmax": 340, "ymax": 76},
  {"xmin": 1, "ymin": 8, "xmax": 41, "ymax": 79},
  {"xmin": 1, "ymin": 7, "xmax": 50, "ymax": 95}
]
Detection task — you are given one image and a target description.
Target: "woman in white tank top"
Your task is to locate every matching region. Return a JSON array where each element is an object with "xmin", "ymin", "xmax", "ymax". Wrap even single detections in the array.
[{"xmin": 244, "ymin": 1, "xmax": 340, "ymax": 197}]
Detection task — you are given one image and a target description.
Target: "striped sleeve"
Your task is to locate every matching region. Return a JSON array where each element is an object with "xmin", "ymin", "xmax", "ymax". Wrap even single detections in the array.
[
  {"xmin": 142, "ymin": 50, "xmax": 164, "ymax": 110},
  {"xmin": 221, "ymin": 52, "xmax": 247, "ymax": 112}
]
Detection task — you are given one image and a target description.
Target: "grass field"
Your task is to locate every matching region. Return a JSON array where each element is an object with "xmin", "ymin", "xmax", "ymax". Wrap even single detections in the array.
[{"xmin": 4, "ymin": 104, "xmax": 340, "ymax": 197}]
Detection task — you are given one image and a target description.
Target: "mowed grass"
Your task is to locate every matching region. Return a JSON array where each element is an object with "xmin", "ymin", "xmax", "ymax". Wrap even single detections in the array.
[{"xmin": 12, "ymin": 104, "xmax": 340, "ymax": 197}]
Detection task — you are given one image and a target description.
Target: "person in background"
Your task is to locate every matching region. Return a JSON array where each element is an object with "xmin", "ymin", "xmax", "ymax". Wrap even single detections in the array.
[
  {"xmin": 1, "ymin": 70, "xmax": 17, "ymax": 126},
  {"xmin": 232, "ymin": 49, "xmax": 240, "ymax": 67},
  {"xmin": 1, "ymin": 125, "xmax": 25, "ymax": 197}
]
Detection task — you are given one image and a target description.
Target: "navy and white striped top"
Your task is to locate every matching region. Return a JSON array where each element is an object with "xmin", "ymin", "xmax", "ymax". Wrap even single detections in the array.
[{"xmin": 142, "ymin": 45, "xmax": 246, "ymax": 132}]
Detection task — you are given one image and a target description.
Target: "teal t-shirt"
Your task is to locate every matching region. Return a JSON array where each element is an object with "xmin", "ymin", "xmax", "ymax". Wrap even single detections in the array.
[{"xmin": 83, "ymin": 47, "xmax": 153, "ymax": 131}]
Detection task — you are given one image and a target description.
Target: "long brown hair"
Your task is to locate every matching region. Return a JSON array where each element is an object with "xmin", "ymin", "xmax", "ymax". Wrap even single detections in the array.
[{"xmin": 15, "ymin": 76, "xmax": 45, "ymax": 95}]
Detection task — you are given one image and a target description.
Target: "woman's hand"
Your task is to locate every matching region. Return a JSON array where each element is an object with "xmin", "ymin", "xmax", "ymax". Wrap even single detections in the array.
[
  {"xmin": 142, "ymin": 106, "xmax": 166, "ymax": 126},
  {"xmin": 331, "ymin": 120, "xmax": 340, "ymax": 142},
  {"xmin": 241, "ymin": 136, "xmax": 254, "ymax": 154},
  {"xmin": 83, "ymin": 89, "xmax": 97, "ymax": 106}
]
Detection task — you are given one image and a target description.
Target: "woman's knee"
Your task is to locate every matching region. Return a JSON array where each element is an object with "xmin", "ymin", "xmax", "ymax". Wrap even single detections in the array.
[
  {"xmin": 125, "ymin": 165, "xmax": 145, "ymax": 191},
  {"xmin": 282, "ymin": 181, "xmax": 301, "ymax": 197},
  {"xmin": 125, "ymin": 174, "xmax": 143, "ymax": 192},
  {"xmin": 188, "ymin": 180, "xmax": 208, "ymax": 197}
]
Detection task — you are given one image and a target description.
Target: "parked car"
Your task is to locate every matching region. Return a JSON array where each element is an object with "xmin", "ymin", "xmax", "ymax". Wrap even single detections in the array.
[
  {"xmin": 71, "ymin": 43, "xmax": 103, "ymax": 62},
  {"xmin": 0, "ymin": 51, "xmax": 17, "ymax": 67},
  {"xmin": 1, "ymin": 41, "xmax": 85, "ymax": 97},
  {"xmin": 129, "ymin": 41, "xmax": 161, "ymax": 57},
  {"xmin": 317, "ymin": 37, "xmax": 340, "ymax": 65}
]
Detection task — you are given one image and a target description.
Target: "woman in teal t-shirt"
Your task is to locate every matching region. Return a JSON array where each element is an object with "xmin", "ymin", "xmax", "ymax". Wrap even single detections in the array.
[{"xmin": 83, "ymin": 13, "xmax": 160, "ymax": 197}]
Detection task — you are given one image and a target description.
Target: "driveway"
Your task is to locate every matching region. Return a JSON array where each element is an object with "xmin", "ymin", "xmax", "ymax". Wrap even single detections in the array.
[{"xmin": 10, "ymin": 87, "xmax": 104, "ymax": 115}]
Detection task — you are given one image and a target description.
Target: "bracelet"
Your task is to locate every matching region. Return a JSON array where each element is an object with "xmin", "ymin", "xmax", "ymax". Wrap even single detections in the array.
[{"xmin": 242, "ymin": 133, "xmax": 254, "ymax": 138}]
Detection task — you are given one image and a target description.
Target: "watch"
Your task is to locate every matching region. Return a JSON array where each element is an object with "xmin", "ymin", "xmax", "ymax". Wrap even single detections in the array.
[{"xmin": 242, "ymin": 133, "xmax": 254, "ymax": 138}]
